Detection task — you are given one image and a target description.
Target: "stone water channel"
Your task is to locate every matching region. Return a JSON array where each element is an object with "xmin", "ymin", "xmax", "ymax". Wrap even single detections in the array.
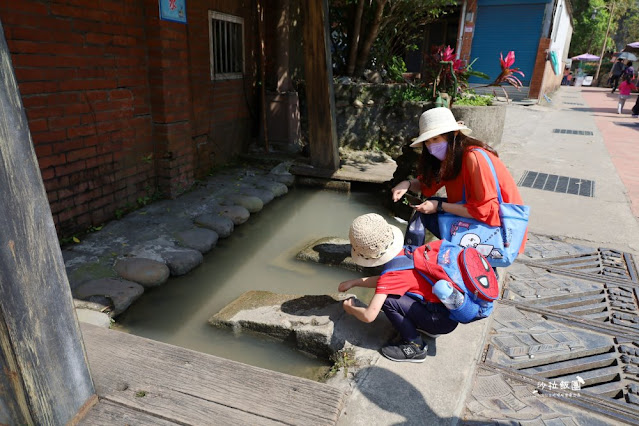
[{"xmin": 63, "ymin": 163, "xmax": 395, "ymax": 380}]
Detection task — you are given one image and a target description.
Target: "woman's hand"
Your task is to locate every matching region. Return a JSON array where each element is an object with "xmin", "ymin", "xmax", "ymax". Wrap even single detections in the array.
[
  {"xmin": 391, "ymin": 180, "xmax": 411, "ymax": 202},
  {"xmin": 413, "ymin": 199, "xmax": 438, "ymax": 214}
]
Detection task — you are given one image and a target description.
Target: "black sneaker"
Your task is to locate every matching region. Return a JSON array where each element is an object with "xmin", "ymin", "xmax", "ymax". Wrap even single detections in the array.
[{"xmin": 381, "ymin": 342, "xmax": 427, "ymax": 363}]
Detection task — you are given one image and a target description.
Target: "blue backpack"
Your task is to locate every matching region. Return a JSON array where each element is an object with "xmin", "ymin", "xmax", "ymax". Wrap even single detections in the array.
[{"xmin": 381, "ymin": 240, "xmax": 498, "ymax": 323}]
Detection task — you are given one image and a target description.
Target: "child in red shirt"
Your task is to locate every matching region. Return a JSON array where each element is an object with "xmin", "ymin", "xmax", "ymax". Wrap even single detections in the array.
[
  {"xmin": 618, "ymin": 74, "xmax": 637, "ymax": 114},
  {"xmin": 338, "ymin": 213, "xmax": 459, "ymax": 363}
]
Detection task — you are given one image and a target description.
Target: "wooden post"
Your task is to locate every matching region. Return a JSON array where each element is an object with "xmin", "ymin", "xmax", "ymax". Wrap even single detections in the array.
[
  {"xmin": 0, "ymin": 20, "xmax": 96, "ymax": 424},
  {"xmin": 302, "ymin": 0, "xmax": 339, "ymax": 171},
  {"xmin": 258, "ymin": 0, "xmax": 270, "ymax": 153}
]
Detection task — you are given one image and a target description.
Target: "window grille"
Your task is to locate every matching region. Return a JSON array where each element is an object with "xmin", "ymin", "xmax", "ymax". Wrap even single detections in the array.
[{"xmin": 209, "ymin": 11, "xmax": 244, "ymax": 80}]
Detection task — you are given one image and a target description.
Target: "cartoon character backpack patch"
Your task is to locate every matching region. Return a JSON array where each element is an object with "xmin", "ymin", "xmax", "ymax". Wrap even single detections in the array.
[{"xmin": 381, "ymin": 240, "xmax": 499, "ymax": 323}]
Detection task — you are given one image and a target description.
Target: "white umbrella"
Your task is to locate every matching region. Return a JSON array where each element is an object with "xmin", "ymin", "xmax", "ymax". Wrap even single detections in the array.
[{"xmin": 616, "ymin": 51, "xmax": 638, "ymax": 61}]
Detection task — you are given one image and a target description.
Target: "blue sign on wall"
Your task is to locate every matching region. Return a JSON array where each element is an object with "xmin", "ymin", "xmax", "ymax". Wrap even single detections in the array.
[{"xmin": 159, "ymin": 0, "xmax": 187, "ymax": 24}]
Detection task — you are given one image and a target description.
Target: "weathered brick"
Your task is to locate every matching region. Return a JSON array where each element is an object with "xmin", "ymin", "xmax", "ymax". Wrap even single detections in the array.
[
  {"xmin": 55, "ymin": 160, "xmax": 87, "ymax": 177},
  {"xmin": 38, "ymin": 154, "xmax": 66, "ymax": 169},
  {"xmin": 66, "ymin": 146, "xmax": 96, "ymax": 162}
]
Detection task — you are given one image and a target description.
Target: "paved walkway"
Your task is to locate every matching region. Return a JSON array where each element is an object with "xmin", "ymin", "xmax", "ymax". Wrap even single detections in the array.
[
  {"xmin": 343, "ymin": 87, "xmax": 639, "ymax": 425},
  {"xmin": 580, "ymin": 87, "xmax": 639, "ymax": 218}
]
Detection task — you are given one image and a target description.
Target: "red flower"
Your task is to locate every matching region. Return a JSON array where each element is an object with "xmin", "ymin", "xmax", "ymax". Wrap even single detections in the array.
[
  {"xmin": 500, "ymin": 51, "xmax": 515, "ymax": 69},
  {"xmin": 435, "ymin": 45, "xmax": 465, "ymax": 72},
  {"xmin": 491, "ymin": 51, "xmax": 525, "ymax": 88}
]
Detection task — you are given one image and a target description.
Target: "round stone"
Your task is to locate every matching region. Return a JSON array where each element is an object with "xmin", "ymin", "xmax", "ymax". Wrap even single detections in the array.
[
  {"xmin": 194, "ymin": 214, "xmax": 234, "ymax": 238},
  {"xmin": 114, "ymin": 257, "xmax": 170, "ymax": 288},
  {"xmin": 73, "ymin": 278, "xmax": 144, "ymax": 317}
]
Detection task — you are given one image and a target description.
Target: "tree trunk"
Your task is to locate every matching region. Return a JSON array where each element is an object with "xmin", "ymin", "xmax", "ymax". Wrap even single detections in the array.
[
  {"xmin": 345, "ymin": 0, "xmax": 365, "ymax": 76},
  {"xmin": 354, "ymin": 0, "xmax": 388, "ymax": 76}
]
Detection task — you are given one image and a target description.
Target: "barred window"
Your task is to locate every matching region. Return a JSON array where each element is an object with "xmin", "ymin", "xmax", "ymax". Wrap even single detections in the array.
[{"xmin": 209, "ymin": 11, "xmax": 244, "ymax": 80}]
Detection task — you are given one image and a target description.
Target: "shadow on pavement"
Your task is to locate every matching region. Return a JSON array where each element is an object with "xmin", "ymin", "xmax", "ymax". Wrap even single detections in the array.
[
  {"xmin": 613, "ymin": 121, "xmax": 639, "ymax": 131},
  {"xmin": 353, "ymin": 365, "xmax": 488, "ymax": 425}
]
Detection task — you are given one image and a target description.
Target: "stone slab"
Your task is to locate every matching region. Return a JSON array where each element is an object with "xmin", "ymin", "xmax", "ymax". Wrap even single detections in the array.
[{"xmin": 209, "ymin": 290, "xmax": 394, "ymax": 366}]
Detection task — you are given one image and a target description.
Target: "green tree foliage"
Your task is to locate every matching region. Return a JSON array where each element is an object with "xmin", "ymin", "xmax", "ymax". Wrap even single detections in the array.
[
  {"xmin": 614, "ymin": 2, "xmax": 639, "ymax": 50},
  {"xmin": 570, "ymin": 0, "xmax": 636, "ymax": 58},
  {"xmin": 329, "ymin": 0, "xmax": 457, "ymax": 78}
]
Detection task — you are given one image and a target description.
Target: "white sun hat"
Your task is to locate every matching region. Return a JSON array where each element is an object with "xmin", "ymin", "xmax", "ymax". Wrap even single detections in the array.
[
  {"xmin": 349, "ymin": 213, "xmax": 404, "ymax": 267},
  {"xmin": 409, "ymin": 107, "xmax": 472, "ymax": 148}
]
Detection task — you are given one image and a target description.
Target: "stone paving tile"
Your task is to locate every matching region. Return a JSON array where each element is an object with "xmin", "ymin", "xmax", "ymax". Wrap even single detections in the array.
[{"xmin": 581, "ymin": 88, "xmax": 639, "ymax": 218}]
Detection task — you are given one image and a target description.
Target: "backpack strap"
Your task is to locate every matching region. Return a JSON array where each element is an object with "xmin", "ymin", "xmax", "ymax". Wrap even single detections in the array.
[
  {"xmin": 464, "ymin": 148, "xmax": 502, "ymax": 204},
  {"xmin": 380, "ymin": 254, "xmax": 414, "ymax": 275},
  {"xmin": 380, "ymin": 249, "xmax": 428, "ymax": 302}
]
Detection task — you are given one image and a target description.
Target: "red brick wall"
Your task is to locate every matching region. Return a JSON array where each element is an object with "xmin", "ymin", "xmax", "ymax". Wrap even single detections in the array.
[
  {"xmin": 1, "ymin": 1, "xmax": 154, "ymax": 234},
  {"xmin": 0, "ymin": 0, "xmax": 258, "ymax": 236},
  {"xmin": 528, "ymin": 38, "xmax": 551, "ymax": 99},
  {"xmin": 187, "ymin": 0, "xmax": 257, "ymax": 177}
]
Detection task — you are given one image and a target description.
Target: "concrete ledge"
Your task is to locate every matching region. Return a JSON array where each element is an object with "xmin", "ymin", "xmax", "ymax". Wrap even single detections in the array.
[{"xmin": 451, "ymin": 104, "xmax": 506, "ymax": 150}]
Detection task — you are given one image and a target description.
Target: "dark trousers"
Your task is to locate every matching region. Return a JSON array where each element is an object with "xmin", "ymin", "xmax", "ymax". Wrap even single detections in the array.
[
  {"xmin": 633, "ymin": 96, "xmax": 639, "ymax": 116},
  {"xmin": 611, "ymin": 74, "xmax": 622, "ymax": 92},
  {"xmin": 382, "ymin": 295, "xmax": 458, "ymax": 342}
]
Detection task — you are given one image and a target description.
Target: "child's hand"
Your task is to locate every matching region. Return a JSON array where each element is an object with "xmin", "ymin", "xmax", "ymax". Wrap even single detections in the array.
[
  {"xmin": 338, "ymin": 280, "xmax": 354, "ymax": 292},
  {"xmin": 342, "ymin": 298, "xmax": 356, "ymax": 315}
]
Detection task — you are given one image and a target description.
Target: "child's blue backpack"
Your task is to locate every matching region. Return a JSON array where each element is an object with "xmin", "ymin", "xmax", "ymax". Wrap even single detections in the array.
[{"xmin": 381, "ymin": 240, "xmax": 499, "ymax": 324}]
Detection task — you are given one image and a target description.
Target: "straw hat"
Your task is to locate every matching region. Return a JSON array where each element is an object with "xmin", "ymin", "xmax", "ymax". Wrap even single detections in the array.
[
  {"xmin": 349, "ymin": 213, "xmax": 404, "ymax": 267},
  {"xmin": 409, "ymin": 107, "xmax": 472, "ymax": 148}
]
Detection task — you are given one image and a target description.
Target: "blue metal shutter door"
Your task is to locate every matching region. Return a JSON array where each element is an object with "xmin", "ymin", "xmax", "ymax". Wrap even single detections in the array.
[{"xmin": 468, "ymin": 4, "xmax": 545, "ymax": 85}]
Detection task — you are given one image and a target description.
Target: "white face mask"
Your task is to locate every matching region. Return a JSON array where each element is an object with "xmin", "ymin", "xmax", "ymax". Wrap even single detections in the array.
[{"xmin": 427, "ymin": 141, "xmax": 448, "ymax": 161}]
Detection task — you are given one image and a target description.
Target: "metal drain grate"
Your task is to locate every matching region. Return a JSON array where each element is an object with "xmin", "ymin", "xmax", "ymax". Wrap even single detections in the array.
[
  {"xmin": 467, "ymin": 238, "xmax": 639, "ymax": 424},
  {"xmin": 552, "ymin": 129, "xmax": 594, "ymax": 135},
  {"xmin": 563, "ymin": 102, "xmax": 585, "ymax": 106},
  {"xmin": 484, "ymin": 306, "xmax": 639, "ymax": 418},
  {"xmin": 518, "ymin": 171, "xmax": 595, "ymax": 197},
  {"xmin": 527, "ymin": 249, "xmax": 637, "ymax": 281},
  {"xmin": 503, "ymin": 267, "xmax": 639, "ymax": 332}
]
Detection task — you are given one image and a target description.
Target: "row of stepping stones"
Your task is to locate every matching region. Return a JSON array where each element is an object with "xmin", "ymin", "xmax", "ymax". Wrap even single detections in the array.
[{"xmin": 64, "ymin": 163, "xmax": 295, "ymax": 327}]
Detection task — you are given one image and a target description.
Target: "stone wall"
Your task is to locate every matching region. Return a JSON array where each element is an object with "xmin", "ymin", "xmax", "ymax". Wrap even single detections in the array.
[{"xmin": 334, "ymin": 83, "xmax": 506, "ymax": 158}]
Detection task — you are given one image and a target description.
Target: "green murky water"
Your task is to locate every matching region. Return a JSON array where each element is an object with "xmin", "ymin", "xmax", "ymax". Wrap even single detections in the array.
[{"xmin": 115, "ymin": 186, "xmax": 395, "ymax": 379}]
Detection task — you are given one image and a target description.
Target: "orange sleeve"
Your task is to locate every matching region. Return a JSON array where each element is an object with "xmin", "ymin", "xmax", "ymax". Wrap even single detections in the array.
[
  {"xmin": 417, "ymin": 175, "xmax": 445, "ymax": 198},
  {"xmin": 462, "ymin": 150, "xmax": 501, "ymax": 226}
]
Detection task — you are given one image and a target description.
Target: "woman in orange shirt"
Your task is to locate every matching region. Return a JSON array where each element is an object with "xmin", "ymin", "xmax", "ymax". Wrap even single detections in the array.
[{"xmin": 391, "ymin": 107, "xmax": 527, "ymax": 253}]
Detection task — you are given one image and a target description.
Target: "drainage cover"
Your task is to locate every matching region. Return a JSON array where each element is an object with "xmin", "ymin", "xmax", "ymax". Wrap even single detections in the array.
[
  {"xmin": 552, "ymin": 129, "xmax": 594, "ymax": 135},
  {"xmin": 518, "ymin": 171, "xmax": 595, "ymax": 197},
  {"xmin": 462, "ymin": 235, "xmax": 639, "ymax": 424},
  {"xmin": 563, "ymin": 102, "xmax": 585, "ymax": 106},
  {"xmin": 504, "ymin": 263, "xmax": 639, "ymax": 333},
  {"xmin": 522, "ymin": 248, "xmax": 638, "ymax": 282},
  {"xmin": 481, "ymin": 305, "xmax": 639, "ymax": 424}
]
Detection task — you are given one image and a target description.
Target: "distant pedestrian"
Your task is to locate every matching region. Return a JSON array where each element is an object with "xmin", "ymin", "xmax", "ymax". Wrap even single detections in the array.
[
  {"xmin": 632, "ymin": 93, "xmax": 639, "ymax": 118},
  {"xmin": 617, "ymin": 74, "xmax": 637, "ymax": 114},
  {"xmin": 610, "ymin": 58, "xmax": 625, "ymax": 93},
  {"xmin": 562, "ymin": 67, "xmax": 571, "ymax": 85},
  {"xmin": 625, "ymin": 61, "xmax": 635, "ymax": 80}
]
